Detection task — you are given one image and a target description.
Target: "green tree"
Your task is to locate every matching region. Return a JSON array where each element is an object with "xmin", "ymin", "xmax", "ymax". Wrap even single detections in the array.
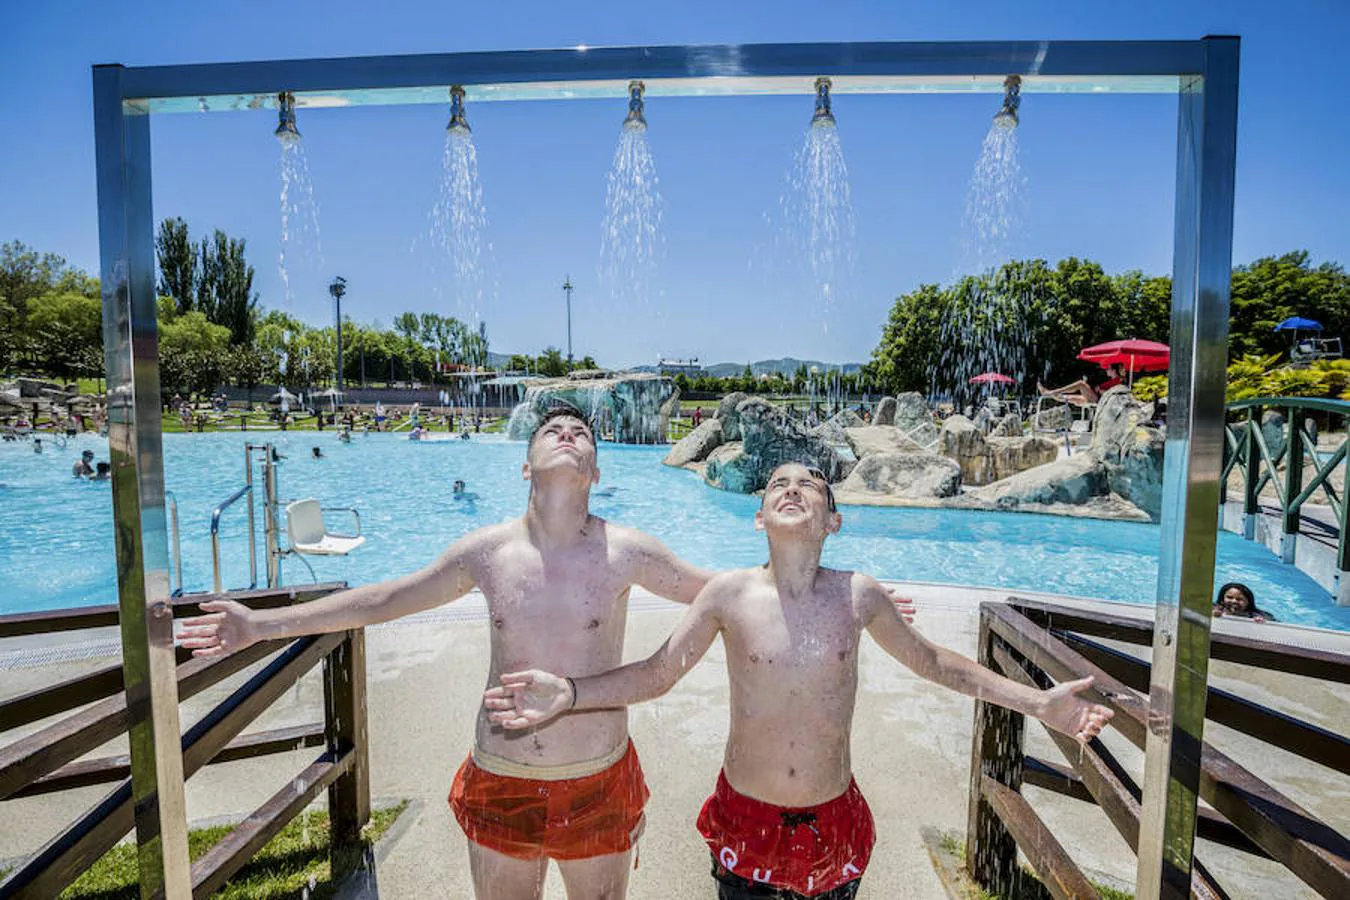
[
  {"xmin": 536, "ymin": 347, "xmax": 567, "ymax": 377},
  {"xmin": 26, "ymin": 292, "xmax": 104, "ymax": 381},
  {"xmin": 1230, "ymin": 252, "xmax": 1350, "ymax": 358},
  {"xmin": 156, "ymin": 217, "xmax": 196, "ymax": 314}
]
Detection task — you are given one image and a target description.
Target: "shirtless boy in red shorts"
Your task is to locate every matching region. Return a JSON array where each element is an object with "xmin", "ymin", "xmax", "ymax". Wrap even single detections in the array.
[
  {"xmin": 485, "ymin": 462, "xmax": 1114, "ymax": 899},
  {"xmin": 179, "ymin": 405, "xmax": 716, "ymax": 899}
]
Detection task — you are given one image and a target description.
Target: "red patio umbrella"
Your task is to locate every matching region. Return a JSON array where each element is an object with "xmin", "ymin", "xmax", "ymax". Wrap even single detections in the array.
[
  {"xmin": 1077, "ymin": 339, "xmax": 1170, "ymax": 378},
  {"xmin": 968, "ymin": 372, "xmax": 1016, "ymax": 385}
]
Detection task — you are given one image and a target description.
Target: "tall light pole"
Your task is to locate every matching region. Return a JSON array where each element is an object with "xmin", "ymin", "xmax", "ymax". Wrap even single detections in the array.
[
  {"xmin": 562, "ymin": 275, "xmax": 574, "ymax": 365},
  {"xmin": 329, "ymin": 276, "xmax": 347, "ymax": 393}
]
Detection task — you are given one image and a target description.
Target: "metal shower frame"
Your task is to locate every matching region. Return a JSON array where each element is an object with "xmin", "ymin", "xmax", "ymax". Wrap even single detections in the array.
[{"xmin": 92, "ymin": 37, "xmax": 1238, "ymax": 899}]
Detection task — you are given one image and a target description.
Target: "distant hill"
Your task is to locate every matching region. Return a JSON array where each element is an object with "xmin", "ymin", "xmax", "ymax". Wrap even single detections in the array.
[{"xmin": 704, "ymin": 358, "xmax": 864, "ymax": 378}]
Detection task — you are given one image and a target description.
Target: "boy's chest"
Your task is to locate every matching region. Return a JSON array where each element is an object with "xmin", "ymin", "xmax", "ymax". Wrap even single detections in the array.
[
  {"xmin": 730, "ymin": 599, "xmax": 861, "ymax": 671},
  {"xmin": 476, "ymin": 546, "xmax": 631, "ymax": 629}
]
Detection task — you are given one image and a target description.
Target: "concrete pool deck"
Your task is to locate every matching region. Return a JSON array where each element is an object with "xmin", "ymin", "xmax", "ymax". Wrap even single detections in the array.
[{"xmin": 1, "ymin": 584, "xmax": 1347, "ymax": 899}]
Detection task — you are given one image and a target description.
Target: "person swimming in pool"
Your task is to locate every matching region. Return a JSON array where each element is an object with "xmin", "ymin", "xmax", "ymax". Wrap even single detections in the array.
[
  {"xmin": 486, "ymin": 461, "xmax": 1112, "ymax": 900},
  {"xmin": 1212, "ymin": 582, "xmax": 1276, "ymax": 623}
]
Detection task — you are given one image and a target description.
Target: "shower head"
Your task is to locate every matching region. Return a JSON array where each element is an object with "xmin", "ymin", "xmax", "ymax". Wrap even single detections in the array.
[
  {"xmin": 623, "ymin": 80, "xmax": 647, "ymax": 132},
  {"xmin": 993, "ymin": 75, "xmax": 1022, "ymax": 129},
  {"xmin": 274, "ymin": 92, "xmax": 301, "ymax": 144},
  {"xmin": 811, "ymin": 77, "xmax": 836, "ymax": 129},
  {"xmin": 447, "ymin": 85, "xmax": 471, "ymax": 134}
]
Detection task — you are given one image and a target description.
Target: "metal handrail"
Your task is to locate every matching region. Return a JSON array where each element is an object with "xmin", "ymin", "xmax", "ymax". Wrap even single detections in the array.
[
  {"xmin": 210, "ymin": 484, "xmax": 255, "ymax": 593},
  {"xmin": 321, "ymin": 506, "xmax": 362, "ymax": 539},
  {"xmin": 1222, "ymin": 396, "xmax": 1350, "ymax": 603},
  {"xmin": 1228, "ymin": 396, "xmax": 1350, "ymax": 415},
  {"xmin": 165, "ymin": 490, "xmax": 183, "ymax": 596}
]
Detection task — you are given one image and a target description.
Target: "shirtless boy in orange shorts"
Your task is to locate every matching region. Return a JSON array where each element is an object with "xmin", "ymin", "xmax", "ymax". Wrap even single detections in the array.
[
  {"xmin": 180, "ymin": 405, "xmax": 716, "ymax": 898},
  {"xmin": 486, "ymin": 462, "xmax": 1114, "ymax": 899}
]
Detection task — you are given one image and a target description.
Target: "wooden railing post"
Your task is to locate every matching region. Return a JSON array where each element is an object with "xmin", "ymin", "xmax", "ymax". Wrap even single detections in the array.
[
  {"xmin": 323, "ymin": 629, "xmax": 370, "ymax": 866},
  {"xmin": 966, "ymin": 608, "xmax": 1025, "ymax": 894}
]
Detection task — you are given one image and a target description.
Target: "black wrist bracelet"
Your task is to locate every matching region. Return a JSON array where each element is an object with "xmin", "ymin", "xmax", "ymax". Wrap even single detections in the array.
[{"xmin": 566, "ymin": 677, "xmax": 577, "ymax": 710}]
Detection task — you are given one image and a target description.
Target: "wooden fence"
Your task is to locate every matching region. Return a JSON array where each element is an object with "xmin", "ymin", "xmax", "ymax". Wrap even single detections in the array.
[
  {"xmin": 0, "ymin": 584, "xmax": 368, "ymax": 899},
  {"xmin": 968, "ymin": 598, "xmax": 1349, "ymax": 899}
]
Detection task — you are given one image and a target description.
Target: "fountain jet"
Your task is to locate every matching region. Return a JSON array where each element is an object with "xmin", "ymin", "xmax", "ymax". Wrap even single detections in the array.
[
  {"xmin": 623, "ymin": 80, "xmax": 647, "ymax": 132},
  {"xmin": 274, "ymin": 92, "xmax": 301, "ymax": 144},
  {"xmin": 993, "ymin": 75, "xmax": 1021, "ymax": 129},
  {"xmin": 811, "ymin": 77, "xmax": 836, "ymax": 129},
  {"xmin": 447, "ymin": 85, "xmax": 471, "ymax": 134}
]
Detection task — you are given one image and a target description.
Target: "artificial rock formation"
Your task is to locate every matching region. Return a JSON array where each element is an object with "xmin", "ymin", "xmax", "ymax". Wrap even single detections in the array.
[
  {"xmin": 892, "ymin": 392, "xmax": 940, "ymax": 450},
  {"xmin": 663, "ymin": 418, "xmax": 724, "ymax": 467},
  {"xmin": 1090, "ymin": 387, "xmax": 1165, "ymax": 519},
  {"xmin": 873, "ymin": 396, "xmax": 897, "ymax": 426},
  {"xmin": 844, "ymin": 425, "xmax": 926, "ymax": 459},
  {"xmin": 813, "ymin": 409, "xmax": 865, "ymax": 447},
  {"xmin": 716, "ymin": 392, "xmax": 750, "ymax": 441},
  {"xmin": 506, "ymin": 372, "xmax": 679, "ymax": 444},
  {"xmin": 837, "ymin": 452, "xmax": 961, "ymax": 500}
]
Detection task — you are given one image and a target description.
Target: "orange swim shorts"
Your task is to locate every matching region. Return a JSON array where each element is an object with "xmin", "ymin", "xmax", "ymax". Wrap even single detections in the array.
[{"xmin": 449, "ymin": 740, "xmax": 649, "ymax": 861}]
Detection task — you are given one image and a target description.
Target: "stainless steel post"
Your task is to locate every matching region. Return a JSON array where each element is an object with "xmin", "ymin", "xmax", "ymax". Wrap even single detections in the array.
[
  {"xmin": 1136, "ymin": 35, "xmax": 1240, "ymax": 900},
  {"xmin": 92, "ymin": 64, "xmax": 192, "ymax": 899},
  {"xmin": 246, "ymin": 443, "xmax": 258, "ymax": 588},
  {"xmin": 262, "ymin": 443, "xmax": 282, "ymax": 587}
]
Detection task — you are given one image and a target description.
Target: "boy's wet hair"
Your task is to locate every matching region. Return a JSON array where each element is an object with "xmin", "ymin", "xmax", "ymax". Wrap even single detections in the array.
[
  {"xmin": 764, "ymin": 462, "xmax": 837, "ymax": 513},
  {"xmin": 529, "ymin": 403, "xmax": 595, "ymax": 446}
]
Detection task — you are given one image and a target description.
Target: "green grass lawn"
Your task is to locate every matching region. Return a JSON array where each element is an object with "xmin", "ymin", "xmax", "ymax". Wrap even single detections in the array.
[
  {"xmin": 937, "ymin": 832, "xmax": 1133, "ymax": 900},
  {"xmin": 0, "ymin": 802, "xmax": 405, "ymax": 900}
]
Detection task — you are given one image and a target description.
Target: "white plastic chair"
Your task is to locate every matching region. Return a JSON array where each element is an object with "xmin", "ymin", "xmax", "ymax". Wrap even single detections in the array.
[{"xmin": 286, "ymin": 498, "xmax": 365, "ymax": 556}]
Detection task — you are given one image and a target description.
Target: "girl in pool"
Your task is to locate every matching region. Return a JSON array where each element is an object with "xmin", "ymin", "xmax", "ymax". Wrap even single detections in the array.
[{"xmin": 1212, "ymin": 582, "xmax": 1276, "ymax": 623}]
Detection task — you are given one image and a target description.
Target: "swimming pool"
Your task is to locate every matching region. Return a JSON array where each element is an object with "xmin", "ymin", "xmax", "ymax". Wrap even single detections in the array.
[{"xmin": 2, "ymin": 432, "xmax": 1347, "ymax": 631}]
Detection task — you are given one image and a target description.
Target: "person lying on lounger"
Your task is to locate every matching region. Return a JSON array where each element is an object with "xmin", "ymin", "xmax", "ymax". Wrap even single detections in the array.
[{"xmin": 1038, "ymin": 363, "xmax": 1126, "ymax": 408}]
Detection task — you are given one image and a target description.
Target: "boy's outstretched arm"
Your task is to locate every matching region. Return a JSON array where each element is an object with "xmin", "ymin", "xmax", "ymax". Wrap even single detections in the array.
[
  {"xmin": 858, "ymin": 575, "xmax": 1113, "ymax": 742},
  {"xmin": 628, "ymin": 529, "xmax": 715, "ymax": 605},
  {"xmin": 485, "ymin": 575, "xmax": 728, "ymax": 729},
  {"xmin": 178, "ymin": 531, "xmax": 485, "ymax": 657}
]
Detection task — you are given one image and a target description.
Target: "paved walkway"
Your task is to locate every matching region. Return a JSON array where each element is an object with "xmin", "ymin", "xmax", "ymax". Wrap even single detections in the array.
[{"xmin": 1, "ymin": 585, "xmax": 1346, "ymax": 899}]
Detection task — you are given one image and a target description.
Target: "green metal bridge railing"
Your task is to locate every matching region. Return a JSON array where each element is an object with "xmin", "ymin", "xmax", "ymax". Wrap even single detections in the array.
[{"xmin": 1222, "ymin": 396, "xmax": 1350, "ymax": 606}]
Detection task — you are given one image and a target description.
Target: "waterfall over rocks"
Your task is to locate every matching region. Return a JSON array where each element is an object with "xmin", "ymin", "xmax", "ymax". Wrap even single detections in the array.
[{"xmin": 506, "ymin": 372, "xmax": 679, "ymax": 444}]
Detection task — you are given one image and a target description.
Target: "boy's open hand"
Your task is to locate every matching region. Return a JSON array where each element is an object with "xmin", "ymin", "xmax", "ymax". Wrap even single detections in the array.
[
  {"xmin": 483, "ymin": 670, "xmax": 574, "ymax": 729},
  {"xmin": 178, "ymin": 599, "xmax": 259, "ymax": 657},
  {"xmin": 889, "ymin": 591, "xmax": 916, "ymax": 625},
  {"xmin": 1040, "ymin": 676, "xmax": 1114, "ymax": 743}
]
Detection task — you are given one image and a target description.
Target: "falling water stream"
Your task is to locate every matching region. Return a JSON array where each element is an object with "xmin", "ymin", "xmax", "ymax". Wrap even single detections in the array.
[
  {"xmin": 778, "ymin": 121, "xmax": 857, "ymax": 334},
  {"xmin": 278, "ymin": 139, "xmax": 324, "ymax": 308},
  {"xmin": 598, "ymin": 126, "xmax": 665, "ymax": 318},
  {"xmin": 937, "ymin": 117, "xmax": 1034, "ymax": 405},
  {"xmin": 427, "ymin": 129, "xmax": 495, "ymax": 317}
]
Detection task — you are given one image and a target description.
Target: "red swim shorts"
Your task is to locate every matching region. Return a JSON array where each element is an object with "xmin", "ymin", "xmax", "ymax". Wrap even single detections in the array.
[
  {"xmin": 698, "ymin": 771, "xmax": 876, "ymax": 896},
  {"xmin": 449, "ymin": 740, "xmax": 649, "ymax": 861}
]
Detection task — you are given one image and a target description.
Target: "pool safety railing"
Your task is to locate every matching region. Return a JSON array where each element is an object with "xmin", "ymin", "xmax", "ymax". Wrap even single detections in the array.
[
  {"xmin": 94, "ymin": 37, "xmax": 1240, "ymax": 897},
  {"xmin": 209, "ymin": 443, "xmax": 287, "ymax": 594},
  {"xmin": 0, "ymin": 585, "xmax": 369, "ymax": 899},
  {"xmin": 1221, "ymin": 397, "xmax": 1350, "ymax": 605},
  {"xmin": 968, "ymin": 598, "xmax": 1350, "ymax": 900},
  {"xmin": 166, "ymin": 489, "xmax": 183, "ymax": 596}
]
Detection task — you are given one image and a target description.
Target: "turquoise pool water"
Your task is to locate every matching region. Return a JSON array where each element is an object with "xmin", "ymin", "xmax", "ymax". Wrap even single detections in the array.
[{"xmin": 2, "ymin": 432, "xmax": 1347, "ymax": 631}]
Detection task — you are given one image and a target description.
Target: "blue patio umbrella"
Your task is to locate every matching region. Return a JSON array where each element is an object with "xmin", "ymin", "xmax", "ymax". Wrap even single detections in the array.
[{"xmin": 1274, "ymin": 316, "xmax": 1323, "ymax": 332}]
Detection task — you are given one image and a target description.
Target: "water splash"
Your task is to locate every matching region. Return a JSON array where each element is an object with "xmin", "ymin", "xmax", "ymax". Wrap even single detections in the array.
[
  {"xmin": 937, "ymin": 123, "xmax": 1033, "ymax": 405},
  {"xmin": 773, "ymin": 123, "xmax": 857, "ymax": 333},
  {"xmin": 598, "ymin": 127, "xmax": 664, "ymax": 319},
  {"xmin": 278, "ymin": 141, "xmax": 323, "ymax": 308},
  {"xmin": 425, "ymin": 129, "xmax": 495, "ymax": 316},
  {"xmin": 958, "ymin": 124, "xmax": 1026, "ymax": 275}
]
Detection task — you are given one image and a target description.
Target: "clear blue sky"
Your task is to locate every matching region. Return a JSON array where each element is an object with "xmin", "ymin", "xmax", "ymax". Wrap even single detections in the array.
[{"xmin": 2, "ymin": 1, "xmax": 1348, "ymax": 368}]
